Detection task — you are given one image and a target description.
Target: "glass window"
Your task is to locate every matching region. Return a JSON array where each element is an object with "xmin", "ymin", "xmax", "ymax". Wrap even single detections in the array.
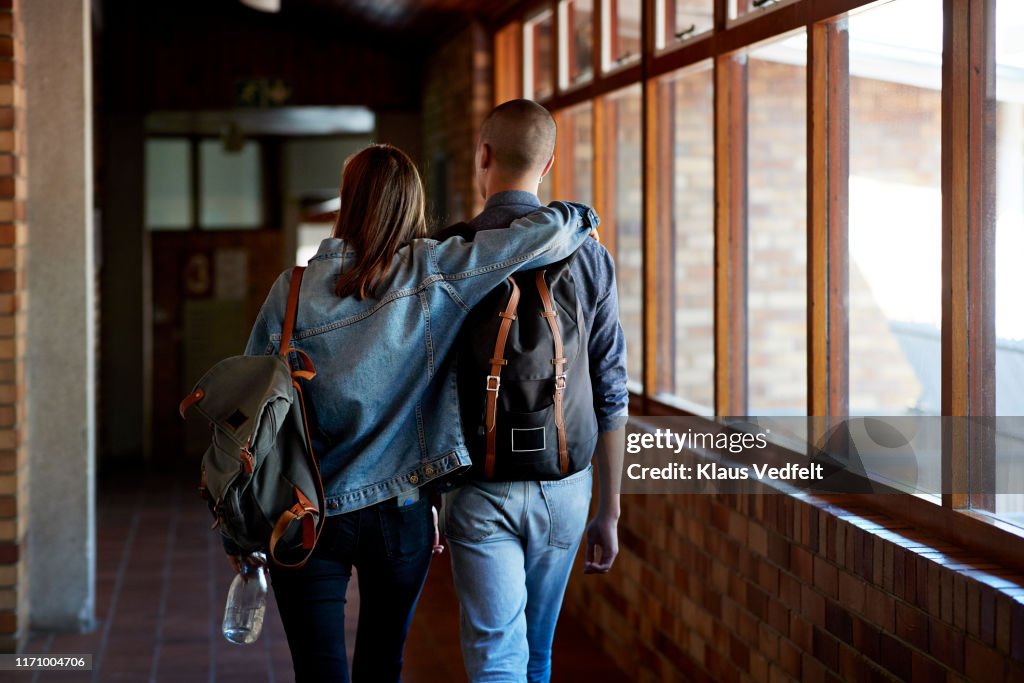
[
  {"xmin": 525, "ymin": 9, "xmax": 555, "ymax": 100},
  {"xmin": 731, "ymin": 0, "xmax": 786, "ymax": 21},
  {"xmin": 560, "ymin": 0, "xmax": 594, "ymax": 89},
  {"xmin": 605, "ymin": 0, "xmax": 642, "ymax": 71},
  {"xmin": 199, "ymin": 140, "xmax": 263, "ymax": 229},
  {"xmin": 994, "ymin": 0, "xmax": 1024, "ymax": 521},
  {"xmin": 602, "ymin": 85, "xmax": 644, "ymax": 388},
  {"xmin": 553, "ymin": 102, "xmax": 594, "ymax": 206},
  {"xmin": 145, "ymin": 139, "xmax": 192, "ymax": 230},
  {"xmin": 657, "ymin": 0, "xmax": 714, "ymax": 50},
  {"xmin": 746, "ymin": 32, "xmax": 807, "ymax": 415},
  {"xmin": 653, "ymin": 63, "xmax": 715, "ymax": 412},
  {"xmin": 847, "ymin": 0, "xmax": 942, "ymax": 416}
]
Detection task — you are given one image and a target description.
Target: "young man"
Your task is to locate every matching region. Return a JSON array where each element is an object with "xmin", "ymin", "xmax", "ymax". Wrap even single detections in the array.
[{"xmin": 440, "ymin": 99, "xmax": 628, "ymax": 683}]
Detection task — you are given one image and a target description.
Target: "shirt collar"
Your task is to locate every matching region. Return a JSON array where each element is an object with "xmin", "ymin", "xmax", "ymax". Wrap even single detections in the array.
[{"xmin": 483, "ymin": 190, "xmax": 542, "ymax": 211}]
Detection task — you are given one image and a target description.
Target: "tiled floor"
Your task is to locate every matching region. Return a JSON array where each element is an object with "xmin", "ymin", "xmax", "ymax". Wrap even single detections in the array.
[{"xmin": 11, "ymin": 465, "xmax": 629, "ymax": 682}]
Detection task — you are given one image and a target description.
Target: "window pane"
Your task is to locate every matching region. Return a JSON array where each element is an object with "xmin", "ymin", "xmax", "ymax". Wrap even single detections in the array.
[
  {"xmin": 199, "ymin": 140, "xmax": 263, "ymax": 229},
  {"xmin": 554, "ymin": 102, "xmax": 594, "ymax": 206},
  {"xmin": 747, "ymin": 33, "xmax": 807, "ymax": 415},
  {"xmin": 602, "ymin": 85, "xmax": 644, "ymax": 388},
  {"xmin": 605, "ymin": 0, "xmax": 641, "ymax": 71},
  {"xmin": 658, "ymin": 0, "xmax": 714, "ymax": 50},
  {"xmin": 654, "ymin": 63, "xmax": 714, "ymax": 412},
  {"xmin": 731, "ymin": 0, "xmax": 785, "ymax": 21},
  {"xmin": 145, "ymin": 139, "xmax": 192, "ymax": 230},
  {"xmin": 995, "ymin": 0, "xmax": 1024, "ymax": 521},
  {"xmin": 560, "ymin": 0, "xmax": 594, "ymax": 89},
  {"xmin": 848, "ymin": 0, "xmax": 942, "ymax": 416},
  {"xmin": 525, "ymin": 10, "xmax": 555, "ymax": 100}
]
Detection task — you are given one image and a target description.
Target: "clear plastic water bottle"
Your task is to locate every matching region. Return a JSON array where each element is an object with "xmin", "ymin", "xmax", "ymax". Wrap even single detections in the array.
[{"xmin": 222, "ymin": 551, "xmax": 268, "ymax": 644}]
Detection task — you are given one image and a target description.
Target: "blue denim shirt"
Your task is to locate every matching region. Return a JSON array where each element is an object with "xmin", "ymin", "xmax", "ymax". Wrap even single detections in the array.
[
  {"xmin": 463, "ymin": 191, "xmax": 629, "ymax": 433},
  {"xmin": 245, "ymin": 201, "xmax": 598, "ymax": 514}
]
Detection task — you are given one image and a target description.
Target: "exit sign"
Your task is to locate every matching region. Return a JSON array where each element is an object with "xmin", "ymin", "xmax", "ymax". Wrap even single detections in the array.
[{"xmin": 234, "ymin": 78, "xmax": 292, "ymax": 107}]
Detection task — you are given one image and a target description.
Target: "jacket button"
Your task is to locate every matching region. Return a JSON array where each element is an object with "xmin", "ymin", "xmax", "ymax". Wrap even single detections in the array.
[
  {"xmin": 408, "ymin": 474, "xmax": 420, "ymax": 485},
  {"xmin": 424, "ymin": 465, "xmax": 436, "ymax": 477},
  {"xmin": 328, "ymin": 501, "xmax": 339, "ymax": 510}
]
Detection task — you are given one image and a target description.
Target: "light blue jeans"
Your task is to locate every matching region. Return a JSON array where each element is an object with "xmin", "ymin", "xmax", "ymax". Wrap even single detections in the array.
[{"xmin": 443, "ymin": 466, "xmax": 593, "ymax": 683}]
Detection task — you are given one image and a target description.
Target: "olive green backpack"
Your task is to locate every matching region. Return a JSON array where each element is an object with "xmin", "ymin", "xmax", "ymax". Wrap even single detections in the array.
[{"xmin": 179, "ymin": 266, "xmax": 326, "ymax": 568}]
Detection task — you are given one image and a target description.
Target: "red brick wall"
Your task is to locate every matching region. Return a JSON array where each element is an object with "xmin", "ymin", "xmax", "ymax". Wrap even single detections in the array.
[
  {"xmin": 421, "ymin": 22, "xmax": 491, "ymax": 228},
  {"xmin": 0, "ymin": 0, "xmax": 25, "ymax": 653},
  {"xmin": 564, "ymin": 483, "xmax": 1024, "ymax": 682}
]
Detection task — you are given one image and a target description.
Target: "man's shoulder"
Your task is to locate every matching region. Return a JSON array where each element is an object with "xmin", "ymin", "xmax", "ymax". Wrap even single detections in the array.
[{"xmin": 570, "ymin": 237, "xmax": 616, "ymax": 283}]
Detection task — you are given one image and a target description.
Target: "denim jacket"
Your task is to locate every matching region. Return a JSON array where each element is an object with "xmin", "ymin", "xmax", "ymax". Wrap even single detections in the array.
[{"xmin": 245, "ymin": 201, "xmax": 599, "ymax": 514}]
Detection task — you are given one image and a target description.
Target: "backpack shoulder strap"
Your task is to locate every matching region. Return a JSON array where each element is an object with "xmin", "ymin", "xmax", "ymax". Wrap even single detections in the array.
[
  {"xmin": 279, "ymin": 266, "xmax": 316, "ymax": 380},
  {"xmin": 279, "ymin": 266, "xmax": 305, "ymax": 357}
]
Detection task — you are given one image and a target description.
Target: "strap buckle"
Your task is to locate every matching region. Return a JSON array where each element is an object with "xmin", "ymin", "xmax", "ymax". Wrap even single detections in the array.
[
  {"xmin": 486, "ymin": 375, "xmax": 501, "ymax": 392},
  {"xmin": 554, "ymin": 374, "xmax": 566, "ymax": 391}
]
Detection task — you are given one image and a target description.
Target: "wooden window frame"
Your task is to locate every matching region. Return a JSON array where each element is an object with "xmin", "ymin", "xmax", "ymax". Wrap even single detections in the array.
[{"xmin": 494, "ymin": 0, "xmax": 1020, "ymax": 569}]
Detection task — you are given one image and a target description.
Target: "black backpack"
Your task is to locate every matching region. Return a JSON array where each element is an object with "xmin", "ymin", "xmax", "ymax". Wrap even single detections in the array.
[{"xmin": 442, "ymin": 223, "xmax": 599, "ymax": 481}]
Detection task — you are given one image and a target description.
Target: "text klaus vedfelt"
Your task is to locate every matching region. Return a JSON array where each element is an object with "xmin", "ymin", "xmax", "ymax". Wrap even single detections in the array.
[{"xmin": 625, "ymin": 428, "xmax": 824, "ymax": 482}]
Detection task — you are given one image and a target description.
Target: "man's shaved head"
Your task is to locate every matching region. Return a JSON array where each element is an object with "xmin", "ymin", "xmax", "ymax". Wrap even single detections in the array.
[{"xmin": 479, "ymin": 99, "xmax": 556, "ymax": 177}]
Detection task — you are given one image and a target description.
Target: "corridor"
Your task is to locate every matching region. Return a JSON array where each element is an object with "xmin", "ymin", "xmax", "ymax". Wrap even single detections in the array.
[{"xmin": 16, "ymin": 465, "xmax": 629, "ymax": 682}]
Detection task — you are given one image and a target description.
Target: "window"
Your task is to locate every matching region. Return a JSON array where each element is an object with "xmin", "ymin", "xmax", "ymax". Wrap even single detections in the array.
[
  {"xmin": 602, "ymin": 85, "xmax": 644, "ymax": 387},
  {"xmin": 656, "ymin": 0, "xmax": 714, "ymax": 49},
  {"xmin": 496, "ymin": 0, "xmax": 1024, "ymax": 555},
  {"xmin": 652, "ymin": 63, "xmax": 715, "ymax": 412},
  {"xmin": 604, "ymin": 0, "xmax": 642, "ymax": 71},
  {"xmin": 560, "ymin": 0, "xmax": 595, "ymax": 89},
  {"xmin": 199, "ymin": 140, "xmax": 263, "ymax": 229},
  {"xmin": 525, "ymin": 9, "xmax": 555, "ymax": 100},
  {"xmin": 746, "ymin": 33, "xmax": 807, "ymax": 415},
  {"xmin": 145, "ymin": 137, "xmax": 265, "ymax": 230},
  {"xmin": 847, "ymin": 0, "xmax": 942, "ymax": 417},
  {"xmin": 553, "ymin": 102, "xmax": 595, "ymax": 206},
  {"xmin": 731, "ymin": 0, "xmax": 790, "ymax": 22},
  {"xmin": 994, "ymin": 0, "xmax": 1024, "ymax": 522},
  {"xmin": 145, "ymin": 139, "xmax": 192, "ymax": 230}
]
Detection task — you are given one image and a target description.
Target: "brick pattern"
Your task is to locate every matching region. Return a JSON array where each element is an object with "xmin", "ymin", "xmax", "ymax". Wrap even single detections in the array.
[
  {"xmin": 563, "ymin": 483, "xmax": 1024, "ymax": 682},
  {"xmin": 0, "ymin": 0, "xmax": 24, "ymax": 654},
  {"xmin": 422, "ymin": 21, "xmax": 491, "ymax": 228}
]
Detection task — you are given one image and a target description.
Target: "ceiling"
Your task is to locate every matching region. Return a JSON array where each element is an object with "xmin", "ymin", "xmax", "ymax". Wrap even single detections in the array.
[{"xmin": 280, "ymin": 0, "xmax": 516, "ymax": 40}]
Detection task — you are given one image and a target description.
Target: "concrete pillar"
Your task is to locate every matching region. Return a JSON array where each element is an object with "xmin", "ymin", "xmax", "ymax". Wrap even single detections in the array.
[{"xmin": 23, "ymin": 0, "xmax": 96, "ymax": 631}]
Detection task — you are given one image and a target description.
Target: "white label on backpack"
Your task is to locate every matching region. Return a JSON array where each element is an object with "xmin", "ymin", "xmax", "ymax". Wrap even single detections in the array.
[{"xmin": 511, "ymin": 427, "xmax": 546, "ymax": 452}]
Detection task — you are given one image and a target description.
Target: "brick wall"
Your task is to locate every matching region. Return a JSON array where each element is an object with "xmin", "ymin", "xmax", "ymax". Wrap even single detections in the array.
[
  {"xmin": 422, "ymin": 22, "xmax": 491, "ymax": 229},
  {"xmin": 0, "ymin": 0, "xmax": 26, "ymax": 652},
  {"xmin": 564, "ymin": 462, "xmax": 1024, "ymax": 682}
]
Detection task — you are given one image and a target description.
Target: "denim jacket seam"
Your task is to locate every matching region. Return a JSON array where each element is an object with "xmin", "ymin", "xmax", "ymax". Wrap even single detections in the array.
[
  {"xmin": 442, "ymin": 249, "xmax": 545, "ymax": 281},
  {"xmin": 419, "ymin": 291, "xmax": 434, "ymax": 376},
  {"xmin": 441, "ymin": 280, "xmax": 470, "ymax": 312},
  {"xmin": 267, "ymin": 273, "xmax": 448, "ymax": 341}
]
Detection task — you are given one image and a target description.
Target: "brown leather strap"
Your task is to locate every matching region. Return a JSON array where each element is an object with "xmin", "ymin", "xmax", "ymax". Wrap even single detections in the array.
[
  {"xmin": 178, "ymin": 387, "xmax": 205, "ymax": 418},
  {"xmin": 280, "ymin": 266, "xmax": 305, "ymax": 357},
  {"xmin": 268, "ymin": 268, "xmax": 327, "ymax": 570},
  {"xmin": 535, "ymin": 271, "xmax": 569, "ymax": 474},
  {"xmin": 484, "ymin": 278, "xmax": 521, "ymax": 479}
]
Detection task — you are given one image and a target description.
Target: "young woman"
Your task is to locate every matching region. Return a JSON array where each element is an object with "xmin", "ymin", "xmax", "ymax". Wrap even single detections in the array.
[{"xmin": 231, "ymin": 143, "xmax": 596, "ymax": 682}]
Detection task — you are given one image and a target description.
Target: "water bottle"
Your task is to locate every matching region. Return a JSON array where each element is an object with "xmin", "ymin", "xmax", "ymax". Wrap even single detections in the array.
[{"xmin": 222, "ymin": 551, "xmax": 268, "ymax": 644}]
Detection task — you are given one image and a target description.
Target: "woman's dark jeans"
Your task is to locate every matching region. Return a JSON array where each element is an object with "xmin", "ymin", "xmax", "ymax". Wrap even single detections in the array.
[{"xmin": 268, "ymin": 495, "xmax": 434, "ymax": 683}]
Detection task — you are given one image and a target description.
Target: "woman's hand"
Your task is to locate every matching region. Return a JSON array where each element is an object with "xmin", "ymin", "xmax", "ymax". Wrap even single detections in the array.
[{"xmin": 431, "ymin": 505, "xmax": 445, "ymax": 555}]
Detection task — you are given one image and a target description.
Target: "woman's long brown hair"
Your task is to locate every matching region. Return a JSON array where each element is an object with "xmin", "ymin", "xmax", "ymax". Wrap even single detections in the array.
[{"xmin": 331, "ymin": 144, "xmax": 426, "ymax": 299}]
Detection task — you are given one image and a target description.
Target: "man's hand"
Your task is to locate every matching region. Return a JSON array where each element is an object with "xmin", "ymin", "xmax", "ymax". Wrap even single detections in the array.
[{"xmin": 583, "ymin": 513, "xmax": 619, "ymax": 574}]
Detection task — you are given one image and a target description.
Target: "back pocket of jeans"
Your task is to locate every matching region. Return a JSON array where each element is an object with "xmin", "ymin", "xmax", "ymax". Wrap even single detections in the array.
[
  {"xmin": 380, "ymin": 496, "xmax": 432, "ymax": 561},
  {"xmin": 442, "ymin": 481, "xmax": 512, "ymax": 543}
]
